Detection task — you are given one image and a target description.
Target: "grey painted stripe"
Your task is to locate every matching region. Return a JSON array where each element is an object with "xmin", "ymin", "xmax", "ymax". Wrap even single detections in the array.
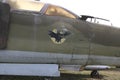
[
  {"xmin": 0, "ymin": 50, "xmax": 119, "ymax": 66},
  {"xmin": 0, "ymin": 50, "xmax": 88, "ymax": 64},
  {"xmin": 88, "ymin": 55, "xmax": 120, "ymax": 65}
]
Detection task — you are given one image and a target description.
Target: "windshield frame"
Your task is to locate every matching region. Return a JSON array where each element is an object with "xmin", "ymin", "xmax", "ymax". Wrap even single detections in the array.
[{"xmin": 42, "ymin": 4, "xmax": 79, "ymax": 19}]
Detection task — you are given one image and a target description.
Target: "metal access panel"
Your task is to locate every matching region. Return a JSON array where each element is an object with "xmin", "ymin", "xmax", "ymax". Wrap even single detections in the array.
[
  {"xmin": 0, "ymin": 2, "xmax": 10, "ymax": 49},
  {"xmin": 0, "ymin": 64, "xmax": 60, "ymax": 77}
]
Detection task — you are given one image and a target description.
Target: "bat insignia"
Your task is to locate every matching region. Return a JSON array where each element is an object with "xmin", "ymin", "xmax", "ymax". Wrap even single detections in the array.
[{"xmin": 48, "ymin": 29, "xmax": 71, "ymax": 44}]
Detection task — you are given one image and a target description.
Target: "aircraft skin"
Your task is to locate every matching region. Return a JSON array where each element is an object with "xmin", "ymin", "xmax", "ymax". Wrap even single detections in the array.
[{"xmin": 0, "ymin": 0, "xmax": 120, "ymax": 68}]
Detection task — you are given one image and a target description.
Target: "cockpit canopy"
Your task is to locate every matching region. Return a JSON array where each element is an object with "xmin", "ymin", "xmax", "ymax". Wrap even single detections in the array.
[
  {"xmin": 3, "ymin": 0, "xmax": 45, "ymax": 11},
  {"xmin": 3, "ymin": 0, "xmax": 78, "ymax": 19}
]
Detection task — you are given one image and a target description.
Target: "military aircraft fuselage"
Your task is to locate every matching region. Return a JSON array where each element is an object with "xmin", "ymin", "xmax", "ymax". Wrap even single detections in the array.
[{"xmin": 0, "ymin": 0, "xmax": 120, "ymax": 67}]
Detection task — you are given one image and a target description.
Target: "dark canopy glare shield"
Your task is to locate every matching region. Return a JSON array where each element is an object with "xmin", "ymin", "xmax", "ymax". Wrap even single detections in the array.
[{"xmin": 0, "ymin": 2, "xmax": 10, "ymax": 49}]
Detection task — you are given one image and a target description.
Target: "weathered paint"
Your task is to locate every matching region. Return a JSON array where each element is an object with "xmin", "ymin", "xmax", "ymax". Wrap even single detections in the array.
[{"xmin": 0, "ymin": 0, "xmax": 120, "ymax": 66}]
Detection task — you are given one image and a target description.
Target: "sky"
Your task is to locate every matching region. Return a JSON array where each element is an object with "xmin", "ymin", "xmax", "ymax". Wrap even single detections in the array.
[{"xmin": 40, "ymin": 0, "xmax": 120, "ymax": 27}]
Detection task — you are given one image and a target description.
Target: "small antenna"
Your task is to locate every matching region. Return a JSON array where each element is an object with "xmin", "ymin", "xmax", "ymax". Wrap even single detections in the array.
[{"xmin": 35, "ymin": 0, "xmax": 40, "ymax": 1}]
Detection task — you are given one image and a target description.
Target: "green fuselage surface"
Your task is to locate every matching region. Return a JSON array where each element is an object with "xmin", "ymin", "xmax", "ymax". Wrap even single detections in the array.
[{"xmin": 0, "ymin": 1, "xmax": 120, "ymax": 66}]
